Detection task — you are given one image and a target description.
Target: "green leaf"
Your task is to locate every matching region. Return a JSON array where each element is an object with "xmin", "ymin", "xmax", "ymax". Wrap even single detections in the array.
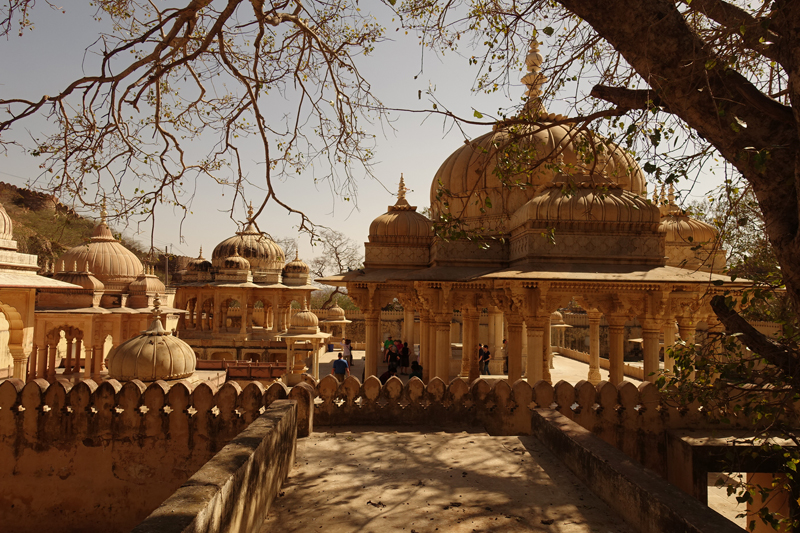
[
  {"xmin": 473, "ymin": 110, "xmax": 483, "ymax": 119},
  {"xmin": 543, "ymin": 27, "xmax": 555, "ymax": 36}
]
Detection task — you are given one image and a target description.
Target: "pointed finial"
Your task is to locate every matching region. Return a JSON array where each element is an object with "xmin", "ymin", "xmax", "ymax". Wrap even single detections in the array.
[
  {"xmin": 302, "ymin": 297, "xmax": 309, "ymax": 311},
  {"xmin": 84, "ymin": 260, "xmax": 90, "ymax": 273},
  {"xmin": 295, "ymin": 249, "xmax": 300, "ymax": 261},
  {"xmin": 660, "ymin": 184, "xmax": 667, "ymax": 205},
  {"xmin": 100, "ymin": 197, "xmax": 108, "ymax": 223},
  {"xmin": 668, "ymin": 183, "xmax": 676, "ymax": 206},
  {"xmin": 198, "ymin": 246, "xmax": 204, "ymax": 259},
  {"xmin": 153, "ymin": 294, "xmax": 161, "ymax": 314},
  {"xmin": 398, "ymin": 174, "xmax": 407, "ymax": 201},
  {"xmin": 247, "ymin": 202, "xmax": 254, "ymax": 221},
  {"xmin": 521, "ymin": 32, "xmax": 549, "ymax": 114}
]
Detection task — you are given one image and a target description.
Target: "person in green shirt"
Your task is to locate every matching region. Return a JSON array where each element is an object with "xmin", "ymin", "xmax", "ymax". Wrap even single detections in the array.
[{"xmin": 383, "ymin": 336, "xmax": 394, "ymax": 362}]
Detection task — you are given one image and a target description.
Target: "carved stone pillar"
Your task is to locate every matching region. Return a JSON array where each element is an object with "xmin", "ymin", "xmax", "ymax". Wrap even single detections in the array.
[
  {"xmin": 74, "ymin": 336, "xmax": 84, "ymax": 374},
  {"xmin": 542, "ymin": 315, "xmax": 552, "ymax": 381},
  {"xmin": 461, "ymin": 309, "xmax": 479, "ymax": 380},
  {"xmin": 11, "ymin": 347, "xmax": 27, "ymax": 381},
  {"xmin": 434, "ymin": 317, "xmax": 452, "ymax": 382},
  {"xmin": 46, "ymin": 342, "xmax": 58, "ymax": 381},
  {"xmin": 38, "ymin": 340, "xmax": 48, "ymax": 380},
  {"xmin": 403, "ymin": 307, "xmax": 415, "ymax": 346},
  {"xmin": 607, "ymin": 316, "xmax": 627, "ymax": 385},
  {"xmin": 419, "ymin": 312, "xmax": 431, "ymax": 382},
  {"xmin": 506, "ymin": 315, "xmax": 524, "ymax": 383},
  {"xmin": 91, "ymin": 344, "xmax": 103, "ymax": 380},
  {"xmin": 26, "ymin": 345, "xmax": 38, "ymax": 381},
  {"xmin": 642, "ymin": 322, "xmax": 662, "ymax": 383},
  {"xmin": 525, "ymin": 317, "xmax": 545, "ymax": 383},
  {"xmin": 587, "ymin": 309, "xmax": 602, "ymax": 385},
  {"xmin": 240, "ymin": 303, "xmax": 251, "ymax": 335},
  {"xmin": 662, "ymin": 318, "xmax": 678, "ymax": 373},
  {"xmin": 63, "ymin": 333, "xmax": 74, "ymax": 375},
  {"xmin": 364, "ymin": 310, "xmax": 380, "ymax": 379}
]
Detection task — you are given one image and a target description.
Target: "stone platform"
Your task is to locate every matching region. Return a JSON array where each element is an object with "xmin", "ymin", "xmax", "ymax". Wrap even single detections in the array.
[{"xmin": 262, "ymin": 426, "xmax": 635, "ymax": 533}]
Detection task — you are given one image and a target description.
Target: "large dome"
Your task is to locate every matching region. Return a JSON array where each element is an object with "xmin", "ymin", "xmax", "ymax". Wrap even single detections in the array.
[
  {"xmin": 106, "ymin": 297, "xmax": 196, "ymax": 381},
  {"xmin": 56, "ymin": 209, "xmax": 143, "ymax": 289},
  {"xmin": 430, "ymin": 123, "xmax": 647, "ymax": 232},
  {"xmin": 212, "ymin": 206, "xmax": 285, "ymax": 272}
]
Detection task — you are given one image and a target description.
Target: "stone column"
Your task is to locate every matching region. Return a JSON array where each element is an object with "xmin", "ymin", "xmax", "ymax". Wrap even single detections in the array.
[
  {"xmin": 662, "ymin": 318, "xmax": 678, "ymax": 373},
  {"xmin": 91, "ymin": 344, "xmax": 103, "ymax": 380},
  {"xmin": 26, "ymin": 345, "xmax": 38, "ymax": 381},
  {"xmin": 461, "ymin": 309, "xmax": 479, "ymax": 380},
  {"xmin": 364, "ymin": 310, "xmax": 380, "ymax": 379},
  {"xmin": 607, "ymin": 316, "xmax": 627, "ymax": 385},
  {"xmin": 46, "ymin": 342, "xmax": 57, "ymax": 381},
  {"xmin": 419, "ymin": 312, "xmax": 430, "ymax": 382},
  {"xmin": 543, "ymin": 315, "xmax": 552, "ymax": 381},
  {"xmin": 240, "ymin": 304, "xmax": 251, "ymax": 335},
  {"xmin": 525, "ymin": 317, "xmax": 545, "ymax": 383},
  {"xmin": 74, "ymin": 336, "xmax": 84, "ymax": 374},
  {"xmin": 11, "ymin": 348, "xmax": 27, "ymax": 381},
  {"xmin": 435, "ymin": 317, "xmax": 452, "ymax": 382},
  {"xmin": 403, "ymin": 308, "xmax": 415, "ymax": 346},
  {"xmin": 506, "ymin": 315, "xmax": 524, "ymax": 383},
  {"xmin": 38, "ymin": 341, "xmax": 48, "ymax": 380},
  {"xmin": 63, "ymin": 334, "xmax": 73, "ymax": 375},
  {"xmin": 642, "ymin": 322, "xmax": 662, "ymax": 383},
  {"xmin": 587, "ymin": 309, "xmax": 602, "ymax": 385}
]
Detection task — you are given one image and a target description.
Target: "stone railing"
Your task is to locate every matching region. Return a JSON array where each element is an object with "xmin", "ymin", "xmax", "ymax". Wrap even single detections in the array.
[
  {"xmin": 311, "ymin": 374, "xmax": 778, "ymax": 479},
  {"xmin": 557, "ymin": 346, "xmax": 645, "ymax": 381},
  {"xmin": 0, "ymin": 377, "xmax": 315, "ymax": 533}
]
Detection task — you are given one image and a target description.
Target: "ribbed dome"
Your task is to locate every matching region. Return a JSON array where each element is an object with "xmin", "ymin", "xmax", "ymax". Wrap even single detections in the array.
[
  {"xmin": 288, "ymin": 302, "xmax": 320, "ymax": 334},
  {"xmin": 106, "ymin": 297, "xmax": 196, "ymax": 381},
  {"xmin": 511, "ymin": 185, "xmax": 660, "ymax": 229},
  {"xmin": 550, "ymin": 310, "xmax": 565, "ymax": 325},
  {"xmin": 222, "ymin": 249, "xmax": 251, "ymax": 271},
  {"xmin": 283, "ymin": 251, "xmax": 310, "ymax": 274},
  {"xmin": 56, "ymin": 209, "xmax": 144, "ymax": 289},
  {"xmin": 429, "ymin": 124, "xmax": 646, "ymax": 232},
  {"xmin": 129, "ymin": 266, "xmax": 166, "ymax": 294},
  {"xmin": 328, "ymin": 303, "xmax": 346, "ymax": 320},
  {"xmin": 54, "ymin": 262, "xmax": 105, "ymax": 292},
  {"xmin": 370, "ymin": 175, "xmax": 433, "ymax": 244},
  {"xmin": 212, "ymin": 205, "xmax": 285, "ymax": 272},
  {"xmin": 186, "ymin": 247, "xmax": 212, "ymax": 272},
  {"xmin": 0, "ymin": 202, "xmax": 13, "ymax": 241},
  {"xmin": 661, "ymin": 215, "xmax": 718, "ymax": 245}
]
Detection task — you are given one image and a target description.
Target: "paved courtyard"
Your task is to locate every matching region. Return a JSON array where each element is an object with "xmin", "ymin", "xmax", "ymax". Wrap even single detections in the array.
[{"xmin": 262, "ymin": 427, "xmax": 636, "ymax": 533}]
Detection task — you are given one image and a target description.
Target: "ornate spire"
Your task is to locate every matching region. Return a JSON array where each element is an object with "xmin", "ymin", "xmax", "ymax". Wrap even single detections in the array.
[
  {"xmin": 390, "ymin": 174, "xmax": 414, "ymax": 211},
  {"xmin": 100, "ymin": 197, "xmax": 108, "ymax": 224},
  {"xmin": 198, "ymin": 246, "xmax": 204, "ymax": 259},
  {"xmin": 247, "ymin": 202, "xmax": 254, "ymax": 221},
  {"xmin": 522, "ymin": 34, "xmax": 548, "ymax": 115}
]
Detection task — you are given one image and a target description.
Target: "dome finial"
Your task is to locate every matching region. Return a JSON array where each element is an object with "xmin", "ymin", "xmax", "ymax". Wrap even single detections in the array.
[
  {"xmin": 100, "ymin": 197, "xmax": 108, "ymax": 223},
  {"xmin": 198, "ymin": 246, "xmax": 204, "ymax": 259},
  {"xmin": 247, "ymin": 202, "xmax": 254, "ymax": 221},
  {"xmin": 398, "ymin": 174, "xmax": 407, "ymax": 201},
  {"xmin": 668, "ymin": 183, "xmax": 676, "ymax": 205},
  {"xmin": 295, "ymin": 248, "xmax": 299, "ymax": 261},
  {"xmin": 522, "ymin": 31, "xmax": 548, "ymax": 115}
]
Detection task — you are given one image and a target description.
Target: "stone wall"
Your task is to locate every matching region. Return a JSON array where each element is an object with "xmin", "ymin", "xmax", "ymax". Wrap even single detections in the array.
[{"xmin": 0, "ymin": 377, "xmax": 311, "ymax": 532}]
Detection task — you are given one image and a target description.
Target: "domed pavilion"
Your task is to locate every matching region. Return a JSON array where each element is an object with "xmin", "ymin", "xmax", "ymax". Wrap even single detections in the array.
[
  {"xmin": 173, "ymin": 205, "xmax": 327, "ymax": 372},
  {"xmin": 320, "ymin": 38, "xmax": 745, "ymax": 386},
  {"xmin": 32, "ymin": 205, "xmax": 184, "ymax": 382},
  {"xmin": 0, "ymin": 201, "xmax": 81, "ymax": 380}
]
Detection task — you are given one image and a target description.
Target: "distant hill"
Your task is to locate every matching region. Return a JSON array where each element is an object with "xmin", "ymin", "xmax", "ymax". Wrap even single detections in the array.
[{"xmin": 0, "ymin": 182, "xmax": 161, "ymax": 275}]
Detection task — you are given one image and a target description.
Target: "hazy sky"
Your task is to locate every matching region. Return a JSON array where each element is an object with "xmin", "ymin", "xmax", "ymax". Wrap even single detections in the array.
[{"xmin": 0, "ymin": 3, "xmax": 722, "ymax": 262}]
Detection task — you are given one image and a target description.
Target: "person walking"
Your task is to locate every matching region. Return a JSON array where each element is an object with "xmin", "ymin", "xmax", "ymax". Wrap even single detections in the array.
[
  {"xmin": 331, "ymin": 352, "xmax": 350, "ymax": 382},
  {"xmin": 480, "ymin": 344, "xmax": 492, "ymax": 375},
  {"xmin": 342, "ymin": 338, "xmax": 353, "ymax": 366},
  {"xmin": 400, "ymin": 342, "xmax": 410, "ymax": 375},
  {"xmin": 383, "ymin": 336, "xmax": 394, "ymax": 363}
]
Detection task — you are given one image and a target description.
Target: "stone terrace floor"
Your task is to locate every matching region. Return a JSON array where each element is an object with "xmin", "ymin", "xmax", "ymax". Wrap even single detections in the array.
[{"xmin": 262, "ymin": 426, "xmax": 636, "ymax": 533}]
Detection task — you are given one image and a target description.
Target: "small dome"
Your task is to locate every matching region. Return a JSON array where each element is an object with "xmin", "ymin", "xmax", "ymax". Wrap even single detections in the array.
[
  {"xmin": 511, "ymin": 185, "xmax": 660, "ymax": 229},
  {"xmin": 54, "ymin": 261, "xmax": 105, "ymax": 292},
  {"xmin": 328, "ymin": 303, "xmax": 346, "ymax": 320},
  {"xmin": 661, "ymin": 215, "xmax": 717, "ymax": 245},
  {"xmin": 186, "ymin": 247, "xmax": 212, "ymax": 272},
  {"xmin": 222, "ymin": 248, "xmax": 251, "ymax": 271},
  {"xmin": 106, "ymin": 297, "xmax": 196, "ymax": 381},
  {"xmin": 283, "ymin": 251, "xmax": 310, "ymax": 275},
  {"xmin": 212, "ymin": 205, "xmax": 285, "ymax": 272},
  {"xmin": 550, "ymin": 310, "xmax": 565, "ymax": 325},
  {"xmin": 0, "ymin": 202, "xmax": 13, "ymax": 241},
  {"xmin": 56, "ymin": 206, "xmax": 144, "ymax": 289},
  {"xmin": 129, "ymin": 265, "xmax": 166, "ymax": 294},
  {"xmin": 369, "ymin": 175, "xmax": 433, "ymax": 245},
  {"xmin": 288, "ymin": 301, "xmax": 320, "ymax": 334}
]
